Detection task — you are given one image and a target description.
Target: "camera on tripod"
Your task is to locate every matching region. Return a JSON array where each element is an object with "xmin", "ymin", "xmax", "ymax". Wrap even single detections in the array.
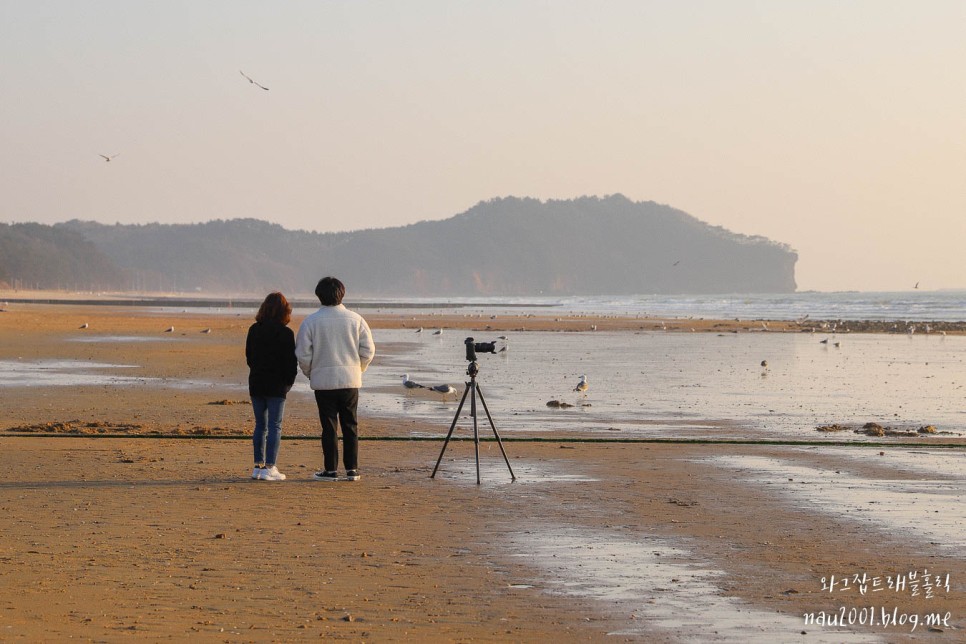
[
  {"xmin": 432, "ymin": 337, "xmax": 516, "ymax": 483},
  {"xmin": 464, "ymin": 337, "xmax": 497, "ymax": 362}
]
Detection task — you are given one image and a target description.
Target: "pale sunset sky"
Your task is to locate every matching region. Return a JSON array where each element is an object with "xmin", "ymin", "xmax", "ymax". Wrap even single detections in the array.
[{"xmin": 1, "ymin": 1, "xmax": 964, "ymax": 292}]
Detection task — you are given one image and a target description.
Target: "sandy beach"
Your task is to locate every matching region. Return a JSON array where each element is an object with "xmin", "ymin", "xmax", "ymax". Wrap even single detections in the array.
[{"xmin": 1, "ymin": 302, "xmax": 963, "ymax": 641}]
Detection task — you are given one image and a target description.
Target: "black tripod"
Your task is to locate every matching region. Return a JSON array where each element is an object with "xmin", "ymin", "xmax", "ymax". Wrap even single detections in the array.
[{"xmin": 431, "ymin": 341, "xmax": 515, "ymax": 484}]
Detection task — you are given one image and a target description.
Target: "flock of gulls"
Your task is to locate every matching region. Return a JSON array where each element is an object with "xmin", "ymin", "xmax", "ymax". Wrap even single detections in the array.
[{"xmin": 77, "ymin": 323, "xmax": 211, "ymax": 334}]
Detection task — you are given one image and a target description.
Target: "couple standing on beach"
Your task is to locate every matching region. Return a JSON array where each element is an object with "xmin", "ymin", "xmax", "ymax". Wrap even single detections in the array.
[{"xmin": 245, "ymin": 277, "xmax": 375, "ymax": 482}]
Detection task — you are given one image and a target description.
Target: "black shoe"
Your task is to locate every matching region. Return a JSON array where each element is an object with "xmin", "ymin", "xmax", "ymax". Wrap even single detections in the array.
[
  {"xmin": 345, "ymin": 469, "xmax": 361, "ymax": 481},
  {"xmin": 313, "ymin": 470, "xmax": 338, "ymax": 481}
]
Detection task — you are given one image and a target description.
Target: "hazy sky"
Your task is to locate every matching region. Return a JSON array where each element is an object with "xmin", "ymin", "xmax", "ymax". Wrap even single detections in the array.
[{"xmin": 2, "ymin": 1, "xmax": 964, "ymax": 292}]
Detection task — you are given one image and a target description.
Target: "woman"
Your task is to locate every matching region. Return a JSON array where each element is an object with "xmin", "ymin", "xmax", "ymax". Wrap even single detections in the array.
[{"xmin": 246, "ymin": 292, "xmax": 298, "ymax": 481}]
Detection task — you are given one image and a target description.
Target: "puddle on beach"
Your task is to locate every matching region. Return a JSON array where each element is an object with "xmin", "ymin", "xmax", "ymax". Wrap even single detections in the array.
[
  {"xmin": 67, "ymin": 335, "xmax": 177, "ymax": 344},
  {"xmin": 507, "ymin": 526, "xmax": 879, "ymax": 642},
  {"xmin": 430, "ymin": 458, "xmax": 597, "ymax": 485},
  {"xmin": 708, "ymin": 451, "xmax": 966, "ymax": 550},
  {"xmin": 360, "ymin": 329, "xmax": 966, "ymax": 441},
  {"xmin": 0, "ymin": 359, "xmax": 211, "ymax": 389}
]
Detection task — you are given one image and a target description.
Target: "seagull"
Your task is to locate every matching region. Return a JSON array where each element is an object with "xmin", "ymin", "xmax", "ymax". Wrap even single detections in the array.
[
  {"xmin": 402, "ymin": 374, "xmax": 425, "ymax": 390},
  {"xmin": 672, "ymin": 260, "xmax": 681, "ymax": 266},
  {"xmin": 164, "ymin": 326, "xmax": 175, "ymax": 333},
  {"xmin": 433, "ymin": 328, "xmax": 443, "ymax": 336},
  {"xmin": 79, "ymin": 323, "xmax": 89, "ymax": 329},
  {"xmin": 914, "ymin": 282, "xmax": 920, "ymax": 289},
  {"xmin": 574, "ymin": 375, "xmax": 588, "ymax": 394},
  {"xmin": 201, "ymin": 328, "xmax": 211, "ymax": 334},
  {"xmin": 240, "ymin": 70, "xmax": 269, "ymax": 90},
  {"xmin": 415, "ymin": 327, "xmax": 423, "ymax": 333},
  {"xmin": 819, "ymin": 338, "xmax": 829, "ymax": 344},
  {"xmin": 430, "ymin": 384, "xmax": 457, "ymax": 398},
  {"xmin": 760, "ymin": 360, "xmax": 768, "ymax": 368},
  {"xmin": 99, "ymin": 154, "xmax": 119, "ymax": 162}
]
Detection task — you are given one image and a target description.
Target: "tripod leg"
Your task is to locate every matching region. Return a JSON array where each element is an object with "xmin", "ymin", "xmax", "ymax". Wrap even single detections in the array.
[
  {"xmin": 471, "ymin": 378, "xmax": 481, "ymax": 484},
  {"xmin": 431, "ymin": 383, "xmax": 471, "ymax": 478},
  {"xmin": 475, "ymin": 384, "xmax": 516, "ymax": 480}
]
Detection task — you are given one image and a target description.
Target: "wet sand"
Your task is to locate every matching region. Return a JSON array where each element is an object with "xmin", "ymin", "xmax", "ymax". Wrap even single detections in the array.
[{"xmin": 1, "ymin": 303, "xmax": 964, "ymax": 641}]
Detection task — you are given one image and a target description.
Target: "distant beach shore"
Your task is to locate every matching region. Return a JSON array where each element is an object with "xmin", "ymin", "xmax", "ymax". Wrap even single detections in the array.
[{"xmin": 0, "ymin": 302, "xmax": 962, "ymax": 640}]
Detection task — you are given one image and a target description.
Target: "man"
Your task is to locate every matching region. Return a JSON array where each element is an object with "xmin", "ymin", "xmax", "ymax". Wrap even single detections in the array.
[{"xmin": 295, "ymin": 277, "xmax": 375, "ymax": 481}]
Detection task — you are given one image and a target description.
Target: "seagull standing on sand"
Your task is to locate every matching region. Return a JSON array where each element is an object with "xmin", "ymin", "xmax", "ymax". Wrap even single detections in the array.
[
  {"xmin": 164, "ymin": 326, "xmax": 175, "ymax": 333},
  {"xmin": 430, "ymin": 384, "xmax": 457, "ymax": 399},
  {"xmin": 433, "ymin": 328, "xmax": 443, "ymax": 336},
  {"xmin": 402, "ymin": 374, "xmax": 425, "ymax": 390},
  {"xmin": 239, "ymin": 70, "xmax": 269, "ymax": 90},
  {"xmin": 79, "ymin": 323, "xmax": 89, "ymax": 329},
  {"xmin": 574, "ymin": 375, "xmax": 588, "ymax": 394}
]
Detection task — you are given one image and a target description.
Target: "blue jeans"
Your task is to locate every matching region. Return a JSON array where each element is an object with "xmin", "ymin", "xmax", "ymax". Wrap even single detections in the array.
[{"xmin": 252, "ymin": 396, "xmax": 286, "ymax": 466}]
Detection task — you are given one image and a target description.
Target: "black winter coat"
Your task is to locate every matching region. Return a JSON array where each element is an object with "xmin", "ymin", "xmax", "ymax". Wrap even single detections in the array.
[{"xmin": 246, "ymin": 321, "xmax": 298, "ymax": 398}]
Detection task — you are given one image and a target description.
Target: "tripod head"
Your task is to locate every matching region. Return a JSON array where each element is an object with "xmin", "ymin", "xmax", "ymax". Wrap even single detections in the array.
[{"xmin": 465, "ymin": 337, "xmax": 496, "ymax": 379}]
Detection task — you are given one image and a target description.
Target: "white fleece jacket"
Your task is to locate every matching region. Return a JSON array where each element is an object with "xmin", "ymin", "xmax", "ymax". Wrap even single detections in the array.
[{"xmin": 295, "ymin": 304, "xmax": 375, "ymax": 390}]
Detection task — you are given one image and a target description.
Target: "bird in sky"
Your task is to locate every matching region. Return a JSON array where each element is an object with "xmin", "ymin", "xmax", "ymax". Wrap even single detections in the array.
[
  {"xmin": 914, "ymin": 282, "xmax": 920, "ymax": 289},
  {"xmin": 574, "ymin": 375, "xmax": 588, "ymax": 393},
  {"xmin": 99, "ymin": 154, "xmax": 119, "ymax": 162},
  {"xmin": 239, "ymin": 70, "xmax": 269, "ymax": 91}
]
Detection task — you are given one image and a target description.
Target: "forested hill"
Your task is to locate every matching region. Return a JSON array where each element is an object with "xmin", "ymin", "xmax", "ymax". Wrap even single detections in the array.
[
  {"xmin": 0, "ymin": 223, "xmax": 124, "ymax": 291},
  {"xmin": 4, "ymin": 195, "xmax": 797, "ymax": 295}
]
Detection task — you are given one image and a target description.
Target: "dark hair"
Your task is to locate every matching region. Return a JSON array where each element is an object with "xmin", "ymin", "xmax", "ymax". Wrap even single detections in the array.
[
  {"xmin": 315, "ymin": 277, "xmax": 345, "ymax": 306},
  {"xmin": 255, "ymin": 292, "xmax": 292, "ymax": 325}
]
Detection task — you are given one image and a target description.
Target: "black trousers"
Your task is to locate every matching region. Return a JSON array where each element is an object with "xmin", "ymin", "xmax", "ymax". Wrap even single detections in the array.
[{"xmin": 313, "ymin": 388, "xmax": 359, "ymax": 472}]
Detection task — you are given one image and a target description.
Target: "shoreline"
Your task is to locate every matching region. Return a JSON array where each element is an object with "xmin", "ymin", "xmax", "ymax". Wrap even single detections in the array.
[
  {"xmin": 1, "ymin": 303, "xmax": 963, "ymax": 640},
  {"xmin": 2, "ymin": 299, "xmax": 965, "ymax": 335}
]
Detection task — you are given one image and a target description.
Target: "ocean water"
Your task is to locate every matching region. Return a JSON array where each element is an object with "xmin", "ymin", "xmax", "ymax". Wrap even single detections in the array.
[
  {"xmin": 347, "ymin": 290, "xmax": 966, "ymax": 322},
  {"xmin": 330, "ymin": 328, "xmax": 966, "ymax": 440},
  {"xmin": 171, "ymin": 289, "xmax": 966, "ymax": 322}
]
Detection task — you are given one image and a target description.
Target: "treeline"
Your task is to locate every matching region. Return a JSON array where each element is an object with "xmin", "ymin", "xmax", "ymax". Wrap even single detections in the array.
[{"xmin": 0, "ymin": 223, "xmax": 123, "ymax": 291}]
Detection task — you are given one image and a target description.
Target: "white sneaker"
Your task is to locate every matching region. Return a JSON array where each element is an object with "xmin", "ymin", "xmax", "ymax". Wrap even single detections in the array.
[
  {"xmin": 259, "ymin": 465, "xmax": 286, "ymax": 481},
  {"xmin": 252, "ymin": 466, "xmax": 263, "ymax": 479}
]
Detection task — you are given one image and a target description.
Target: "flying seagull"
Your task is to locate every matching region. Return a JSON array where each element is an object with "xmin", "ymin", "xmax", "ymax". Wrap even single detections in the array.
[
  {"xmin": 240, "ymin": 70, "xmax": 269, "ymax": 91},
  {"xmin": 99, "ymin": 154, "xmax": 120, "ymax": 162}
]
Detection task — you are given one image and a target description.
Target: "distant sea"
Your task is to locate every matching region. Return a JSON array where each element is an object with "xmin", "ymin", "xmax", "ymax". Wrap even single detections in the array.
[{"xmin": 346, "ymin": 291, "xmax": 966, "ymax": 322}]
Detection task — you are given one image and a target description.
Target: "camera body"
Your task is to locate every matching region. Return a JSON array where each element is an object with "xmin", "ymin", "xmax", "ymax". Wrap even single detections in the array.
[{"xmin": 464, "ymin": 337, "xmax": 497, "ymax": 362}]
